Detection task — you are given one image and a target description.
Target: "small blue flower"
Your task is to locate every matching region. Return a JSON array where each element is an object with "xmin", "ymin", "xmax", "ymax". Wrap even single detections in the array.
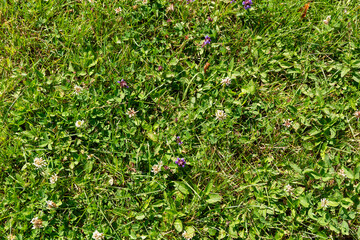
[
  {"xmin": 202, "ymin": 35, "xmax": 211, "ymax": 47},
  {"xmin": 186, "ymin": 0, "xmax": 195, "ymax": 4},
  {"xmin": 176, "ymin": 136, "xmax": 183, "ymax": 145},
  {"xmin": 242, "ymin": 0, "xmax": 252, "ymax": 9},
  {"xmin": 117, "ymin": 79, "xmax": 129, "ymax": 88},
  {"xmin": 175, "ymin": 158, "xmax": 186, "ymax": 167}
]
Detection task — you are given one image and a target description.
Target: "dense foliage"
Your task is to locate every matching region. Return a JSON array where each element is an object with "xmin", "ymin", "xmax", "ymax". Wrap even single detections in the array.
[{"xmin": 1, "ymin": 0, "xmax": 360, "ymax": 239}]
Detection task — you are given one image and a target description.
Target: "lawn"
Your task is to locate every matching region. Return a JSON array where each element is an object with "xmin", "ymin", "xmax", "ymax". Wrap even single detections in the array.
[{"xmin": 1, "ymin": 0, "xmax": 360, "ymax": 239}]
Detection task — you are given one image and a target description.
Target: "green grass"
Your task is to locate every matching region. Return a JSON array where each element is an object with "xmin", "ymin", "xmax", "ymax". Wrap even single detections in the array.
[{"xmin": 1, "ymin": 0, "xmax": 360, "ymax": 239}]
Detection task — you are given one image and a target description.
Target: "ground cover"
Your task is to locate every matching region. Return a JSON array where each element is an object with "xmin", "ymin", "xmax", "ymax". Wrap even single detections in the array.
[{"xmin": 1, "ymin": 0, "xmax": 360, "ymax": 239}]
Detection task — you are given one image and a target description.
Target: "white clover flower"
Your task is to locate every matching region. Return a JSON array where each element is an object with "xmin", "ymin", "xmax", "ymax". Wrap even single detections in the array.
[
  {"xmin": 108, "ymin": 177, "xmax": 114, "ymax": 186},
  {"xmin": 321, "ymin": 198, "xmax": 328, "ymax": 208},
  {"xmin": 338, "ymin": 169, "xmax": 347, "ymax": 178},
  {"xmin": 7, "ymin": 235, "xmax": 16, "ymax": 240},
  {"xmin": 115, "ymin": 7, "xmax": 122, "ymax": 14},
  {"xmin": 33, "ymin": 157, "xmax": 47, "ymax": 169},
  {"xmin": 215, "ymin": 110, "xmax": 227, "ymax": 121},
  {"xmin": 285, "ymin": 184, "xmax": 293, "ymax": 195},
  {"xmin": 30, "ymin": 217, "xmax": 44, "ymax": 229},
  {"xmin": 323, "ymin": 16, "xmax": 331, "ymax": 25},
  {"xmin": 92, "ymin": 230, "xmax": 104, "ymax": 240},
  {"xmin": 354, "ymin": 111, "xmax": 360, "ymax": 119},
  {"xmin": 74, "ymin": 85, "xmax": 83, "ymax": 95},
  {"xmin": 127, "ymin": 108, "xmax": 137, "ymax": 118},
  {"xmin": 167, "ymin": 4, "xmax": 174, "ymax": 12},
  {"xmin": 151, "ymin": 164, "xmax": 161, "ymax": 174},
  {"xmin": 221, "ymin": 77, "xmax": 231, "ymax": 86},
  {"xmin": 283, "ymin": 119, "xmax": 292, "ymax": 128},
  {"xmin": 75, "ymin": 120, "xmax": 85, "ymax": 128},
  {"xmin": 46, "ymin": 200, "xmax": 57, "ymax": 209},
  {"xmin": 182, "ymin": 230, "xmax": 194, "ymax": 240},
  {"xmin": 50, "ymin": 174, "xmax": 58, "ymax": 184}
]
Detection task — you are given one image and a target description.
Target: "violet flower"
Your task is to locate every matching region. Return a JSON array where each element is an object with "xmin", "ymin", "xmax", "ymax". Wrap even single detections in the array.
[
  {"xmin": 242, "ymin": 0, "xmax": 252, "ymax": 10},
  {"xmin": 176, "ymin": 136, "xmax": 183, "ymax": 145},
  {"xmin": 175, "ymin": 158, "xmax": 186, "ymax": 167},
  {"xmin": 117, "ymin": 79, "xmax": 129, "ymax": 88},
  {"xmin": 202, "ymin": 35, "xmax": 211, "ymax": 47}
]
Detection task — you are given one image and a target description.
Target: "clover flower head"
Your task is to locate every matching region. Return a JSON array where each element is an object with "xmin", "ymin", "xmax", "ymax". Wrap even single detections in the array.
[
  {"xmin": 167, "ymin": 4, "xmax": 174, "ymax": 12},
  {"xmin": 46, "ymin": 200, "xmax": 57, "ymax": 209},
  {"xmin": 115, "ymin": 7, "xmax": 122, "ymax": 14},
  {"xmin": 285, "ymin": 184, "xmax": 293, "ymax": 195},
  {"xmin": 175, "ymin": 158, "xmax": 186, "ymax": 167},
  {"xmin": 33, "ymin": 157, "xmax": 47, "ymax": 169},
  {"xmin": 323, "ymin": 16, "xmax": 331, "ymax": 25},
  {"xmin": 50, "ymin": 174, "xmax": 58, "ymax": 184},
  {"xmin": 182, "ymin": 230, "xmax": 195, "ymax": 239},
  {"xmin": 108, "ymin": 177, "xmax": 114, "ymax": 185},
  {"xmin": 321, "ymin": 198, "xmax": 328, "ymax": 208},
  {"xmin": 151, "ymin": 164, "xmax": 161, "ymax": 174},
  {"xmin": 338, "ymin": 169, "xmax": 347, "ymax": 178},
  {"xmin": 221, "ymin": 77, "xmax": 231, "ymax": 86},
  {"xmin": 215, "ymin": 110, "xmax": 227, "ymax": 121},
  {"xmin": 354, "ymin": 110, "xmax": 360, "ymax": 118},
  {"xmin": 31, "ymin": 217, "xmax": 44, "ymax": 229},
  {"xmin": 283, "ymin": 119, "xmax": 292, "ymax": 128},
  {"xmin": 92, "ymin": 230, "xmax": 104, "ymax": 240},
  {"xmin": 126, "ymin": 108, "xmax": 137, "ymax": 118},
  {"xmin": 74, "ymin": 85, "xmax": 83, "ymax": 95},
  {"xmin": 7, "ymin": 235, "xmax": 16, "ymax": 240},
  {"xmin": 75, "ymin": 120, "xmax": 85, "ymax": 128}
]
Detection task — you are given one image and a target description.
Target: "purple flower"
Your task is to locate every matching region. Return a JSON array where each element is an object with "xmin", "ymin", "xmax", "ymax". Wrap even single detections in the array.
[
  {"xmin": 175, "ymin": 158, "xmax": 186, "ymax": 167},
  {"xmin": 158, "ymin": 66, "xmax": 163, "ymax": 71},
  {"xmin": 176, "ymin": 136, "xmax": 183, "ymax": 145},
  {"xmin": 242, "ymin": 0, "xmax": 252, "ymax": 9},
  {"xmin": 117, "ymin": 79, "xmax": 129, "ymax": 88},
  {"xmin": 230, "ymin": 0, "xmax": 236, "ymax": 3},
  {"xmin": 202, "ymin": 35, "xmax": 211, "ymax": 47},
  {"xmin": 208, "ymin": 17, "xmax": 213, "ymax": 22},
  {"xmin": 186, "ymin": 0, "xmax": 195, "ymax": 4}
]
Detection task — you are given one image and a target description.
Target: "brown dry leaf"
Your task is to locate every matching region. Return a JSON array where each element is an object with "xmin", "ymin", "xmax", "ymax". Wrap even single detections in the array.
[
  {"xmin": 204, "ymin": 62, "xmax": 210, "ymax": 74},
  {"xmin": 298, "ymin": 3, "xmax": 309, "ymax": 19}
]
